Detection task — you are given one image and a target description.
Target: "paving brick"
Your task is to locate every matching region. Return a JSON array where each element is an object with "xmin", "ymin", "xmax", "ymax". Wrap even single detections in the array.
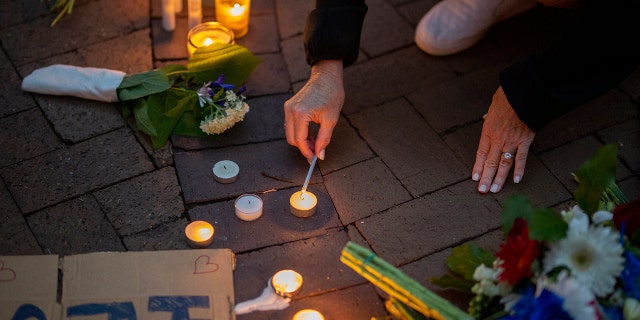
[
  {"xmin": 0, "ymin": 0, "xmax": 51, "ymax": 29},
  {"xmin": 532, "ymin": 89, "xmax": 638, "ymax": 153},
  {"xmin": 0, "ymin": 108, "xmax": 62, "ymax": 168},
  {"xmin": 323, "ymin": 157, "xmax": 412, "ymax": 224},
  {"xmin": 399, "ymin": 229, "xmax": 503, "ymax": 311},
  {"xmin": 442, "ymin": 121, "xmax": 482, "ymax": 171},
  {"xmin": 151, "ymin": 18, "xmax": 190, "ymax": 60},
  {"xmin": 237, "ymin": 283, "xmax": 386, "ymax": 320},
  {"xmin": 360, "ymin": 0, "xmax": 415, "ymax": 57},
  {"xmin": 79, "ymin": 28, "xmax": 154, "ymax": 74},
  {"xmin": 349, "ymin": 98, "xmax": 468, "ymax": 197},
  {"xmin": 396, "ymin": 0, "xmax": 439, "ymax": 25},
  {"xmin": 26, "ymin": 195, "xmax": 125, "ymax": 255},
  {"xmin": 1, "ymin": 128, "xmax": 154, "ymax": 213},
  {"xmin": 94, "ymin": 167, "xmax": 184, "ymax": 236},
  {"xmin": 539, "ymin": 136, "xmax": 632, "ymax": 192},
  {"xmin": 174, "ymin": 140, "xmax": 321, "ymax": 204},
  {"xmin": 343, "ymin": 47, "xmax": 455, "ymax": 112},
  {"xmin": 122, "ymin": 218, "xmax": 192, "ymax": 251},
  {"xmin": 599, "ymin": 117, "xmax": 639, "ymax": 174},
  {"xmin": 233, "ymin": 230, "xmax": 366, "ymax": 302},
  {"xmin": 1, "ymin": 0, "xmax": 149, "ymax": 66},
  {"xmin": 407, "ymin": 66, "xmax": 501, "ymax": 134},
  {"xmin": 236, "ymin": 15, "xmax": 280, "ymax": 54},
  {"xmin": 127, "ymin": 117, "xmax": 175, "ymax": 168},
  {"xmin": 356, "ymin": 180, "xmax": 502, "ymax": 266},
  {"xmin": 274, "ymin": 0, "xmax": 314, "ymax": 39},
  {"xmin": 189, "ymin": 186, "xmax": 341, "ymax": 253},
  {"xmin": 0, "ymin": 181, "xmax": 41, "ymax": 255},
  {"xmin": 319, "ymin": 116, "xmax": 374, "ymax": 175},
  {"xmin": 171, "ymin": 93, "xmax": 288, "ymax": 150},
  {"xmin": 0, "ymin": 50, "xmax": 36, "ymax": 118},
  {"xmin": 619, "ymin": 176, "xmax": 639, "ymax": 200},
  {"xmin": 244, "ymin": 53, "xmax": 291, "ymax": 97},
  {"xmin": 620, "ymin": 66, "xmax": 640, "ymax": 102},
  {"xmin": 281, "ymin": 35, "xmax": 309, "ymax": 83}
]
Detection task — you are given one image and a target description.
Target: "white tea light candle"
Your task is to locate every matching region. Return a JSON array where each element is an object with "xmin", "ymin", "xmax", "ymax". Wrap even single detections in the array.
[
  {"xmin": 212, "ymin": 159, "xmax": 239, "ymax": 183},
  {"xmin": 289, "ymin": 190, "xmax": 317, "ymax": 218},
  {"xmin": 292, "ymin": 309, "xmax": 325, "ymax": 320},
  {"xmin": 187, "ymin": 22, "xmax": 234, "ymax": 56},
  {"xmin": 185, "ymin": 220, "xmax": 214, "ymax": 248},
  {"xmin": 271, "ymin": 269, "xmax": 303, "ymax": 297},
  {"xmin": 215, "ymin": 0, "xmax": 250, "ymax": 38},
  {"xmin": 235, "ymin": 194, "xmax": 263, "ymax": 221}
]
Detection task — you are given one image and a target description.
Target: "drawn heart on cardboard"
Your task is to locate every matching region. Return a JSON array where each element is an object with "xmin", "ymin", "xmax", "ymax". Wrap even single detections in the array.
[
  {"xmin": 193, "ymin": 255, "xmax": 219, "ymax": 274},
  {"xmin": 0, "ymin": 261, "xmax": 16, "ymax": 281}
]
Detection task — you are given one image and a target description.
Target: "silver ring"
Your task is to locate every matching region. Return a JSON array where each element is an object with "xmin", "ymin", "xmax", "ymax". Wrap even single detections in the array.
[{"xmin": 503, "ymin": 152, "xmax": 513, "ymax": 160}]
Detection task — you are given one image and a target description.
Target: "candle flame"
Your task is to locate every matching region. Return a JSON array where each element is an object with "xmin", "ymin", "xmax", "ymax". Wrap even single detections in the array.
[
  {"xmin": 272, "ymin": 269, "xmax": 303, "ymax": 295},
  {"xmin": 203, "ymin": 37, "xmax": 214, "ymax": 47},
  {"xmin": 230, "ymin": 3, "xmax": 244, "ymax": 16}
]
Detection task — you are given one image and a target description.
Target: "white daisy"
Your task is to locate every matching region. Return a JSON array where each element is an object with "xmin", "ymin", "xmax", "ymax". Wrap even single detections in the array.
[
  {"xmin": 543, "ymin": 216, "xmax": 624, "ymax": 297},
  {"xmin": 537, "ymin": 271, "xmax": 597, "ymax": 320}
]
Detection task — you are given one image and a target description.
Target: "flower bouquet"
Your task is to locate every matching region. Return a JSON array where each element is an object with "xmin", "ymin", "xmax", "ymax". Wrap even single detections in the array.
[{"xmin": 342, "ymin": 144, "xmax": 640, "ymax": 319}]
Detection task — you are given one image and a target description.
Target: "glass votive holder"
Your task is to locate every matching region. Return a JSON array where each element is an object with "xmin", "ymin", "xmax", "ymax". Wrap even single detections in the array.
[
  {"xmin": 187, "ymin": 22, "xmax": 235, "ymax": 56},
  {"xmin": 215, "ymin": 0, "xmax": 250, "ymax": 38}
]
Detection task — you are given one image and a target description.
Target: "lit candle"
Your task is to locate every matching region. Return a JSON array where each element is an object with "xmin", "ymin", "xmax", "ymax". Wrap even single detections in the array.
[
  {"xmin": 271, "ymin": 269, "xmax": 303, "ymax": 297},
  {"xmin": 214, "ymin": 0, "xmax": 250, "ymax": 38},
  {"xmin": 185, "ymin": 220, "xmax": 214, "ymax": 248},
  {"xmin": 289, "ymin": 190, "xmax": 317, "ymax": 218},
  {"xmin": 292, "ymin": 309, "xmax": 325, "ymax": 320},
  {"xmin": 187, "ymin": 22, "xmax": 235, "ymax": 56},
  {"xmin": 212, "ymin": 159, "xmax": 239, "ymax": 183},
  {"xmin": 188, "ymin": 0, "xmax": 202, "ymax": 29},
  {"xmin": 235, "ymin": 194, "xmax": 263, "ymax": 221}
]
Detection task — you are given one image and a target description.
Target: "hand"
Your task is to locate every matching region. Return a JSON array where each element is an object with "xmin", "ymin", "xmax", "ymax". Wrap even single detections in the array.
[
  {"xmin": 472, "ymin": 86, "xmax": 535, "ymax": 193},
  {"xmin": 284, "ymin": 60, "xmax": 345, "ymax": 161}
]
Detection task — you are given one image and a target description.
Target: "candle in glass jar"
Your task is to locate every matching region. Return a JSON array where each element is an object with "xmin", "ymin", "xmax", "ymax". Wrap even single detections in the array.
[
  {"xmin": 292, "ymin": 309, "xmax": 325, "ymax": 320},
  {"xmin": 215, "ymin": 0, "xmax": 250, "ymax": 38},
  {"xmin": 187, "ymin": 22, "xmax": 235, "ymax": 56},
  {"xmin": 185, "ymin": 220, "xmax": 214, "ymax": 248},
  {"xmin": 271, "ymin": 269, "xmax": 303, "ymax": 297},
  {"xmin": 289, "ymin": 190, "xmax": 317, "ymax": 218},
  {"xmin": 235, "ymin": 194, "xmax": 263, "ymax": 221}
]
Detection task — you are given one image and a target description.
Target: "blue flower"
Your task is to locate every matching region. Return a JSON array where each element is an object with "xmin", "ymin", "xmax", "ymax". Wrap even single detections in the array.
[
  {"xmin": 500, "ymin": 285, "xmax": 571, "ymax": 320},
  {"xmin": 621, "ymin": 250, "xmax": 640, "ymax": 299}
]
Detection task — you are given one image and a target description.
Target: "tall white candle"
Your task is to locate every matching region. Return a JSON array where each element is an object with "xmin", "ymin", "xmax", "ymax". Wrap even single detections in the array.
[
  {"xmin": 175, "ymin": 0, "xmax": 183, "ymax": 12},
  {"xmin": 161, "ymin": 0, "xmax": 176, "ymax": 31},
  {"xmin": 188, "ymin": 0, "xmax": 203, "ymax": 29}
]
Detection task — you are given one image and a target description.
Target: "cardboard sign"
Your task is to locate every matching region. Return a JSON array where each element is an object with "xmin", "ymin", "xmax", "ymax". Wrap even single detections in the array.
[{"xmin": 1, "ymin": 249, "xmax": 235, "ymax": 320}]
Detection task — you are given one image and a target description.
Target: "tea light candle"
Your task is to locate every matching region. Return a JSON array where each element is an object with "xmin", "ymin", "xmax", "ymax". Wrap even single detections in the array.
[
  {"xmin": 215, "ymin": 0, "xmax": 250, "ymax": 38},
  {"xmin": 185, "ymin": 220, "xmax": 214, "ymax": 248},
  {"xmin": 235, "ymin": 194, "xmax": 263, "ymax": 221},
  {"xmin": 271, "ymin": 269, "xmax": 303, "ymax": 297},
  {"xmin": 292, "ymin": 309, "xmax": 325, "ymax": 320},
  {"xmin": 187, "ymin": 22, "xmax": 235, "ymax": 56},
  {"xmin": 212, "ymin": 159, "xmax": 239, "ymax": 183},
  {"xmin": 289, "ymin": 190, "xmax": 317, "ymax": 218}
]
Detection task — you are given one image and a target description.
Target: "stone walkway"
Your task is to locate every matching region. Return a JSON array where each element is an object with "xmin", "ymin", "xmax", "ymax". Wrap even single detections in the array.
[{"xmin": 1, "ymin": 0, "xmax": 638, "ymax": 319}]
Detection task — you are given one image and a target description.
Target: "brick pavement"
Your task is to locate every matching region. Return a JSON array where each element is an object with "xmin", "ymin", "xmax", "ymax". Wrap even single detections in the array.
[{"xmin": 1, "ymin": 0, "xmax": 638, "ymax": 319}]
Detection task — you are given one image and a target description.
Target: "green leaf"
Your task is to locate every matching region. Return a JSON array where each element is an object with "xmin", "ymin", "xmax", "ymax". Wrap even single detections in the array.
[
  {"xmin": 429, "ymin": 273, "xmax": 476, "ymax": 293},
  {"xmin": 144, "ymin": 89, "xmax": 192, "ymax": 149},
  {"xmin": 528, "ymin": 208, "xmax": 567, "ymax": 242},
  {"xmin": 187, "ymin": 43, "xmax": 261, "ymax": 85},
  {"xmin": 132, "ymin": 99, "xmax": 157, "ymax": 137},
  {"xmin": 446, "ymin": 243, "xmax": 495, "ymax": 280},
  {"xmin": 164, "ymin": 93, "xmax": 194, "ymax": 118},
  {"xmin": 574, "ymin": 144, "xmax": 618, "ymax": 215},
  {"xmin": 501, "ymin": 195, "xmax": 535, "ymax": 235},
  {"xmin": 117, "ymin": 69, "xmax": 172, "ymax": 101}
]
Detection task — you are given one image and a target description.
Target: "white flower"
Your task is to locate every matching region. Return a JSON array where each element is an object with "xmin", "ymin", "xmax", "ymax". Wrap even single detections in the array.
[
  {"xmin": 199, "ymin": 99, "xmax": 249, "ymax": 135},
  {"xmin": 624, "ymin": 298, "xmax": 640, "ymax": 320},
  {"xmin": 471, "ymin": 263, "xmax": 510, "ymax": 297},
  {"xmin": 537, "ymin": 271, "xmax": 597, "ymax": 320},
  {"xmin": 543, "ymin": 216, "xmax": 624, "ymax": 297}
]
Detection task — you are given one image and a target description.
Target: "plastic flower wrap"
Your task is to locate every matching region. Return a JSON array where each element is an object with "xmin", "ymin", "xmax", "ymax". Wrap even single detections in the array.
[{"xmin": 419, "ymin": 144, "xmax": 638, "ymax": 320}]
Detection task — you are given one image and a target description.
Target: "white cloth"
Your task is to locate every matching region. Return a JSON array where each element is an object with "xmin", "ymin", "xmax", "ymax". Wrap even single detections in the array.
[
  {"xmin": 233, "ymin": 281, "xmax": 291, "ymax": 315},
  {"xmin": 21, "ymin": 64, "xmax": 126, "ymax": 103}
]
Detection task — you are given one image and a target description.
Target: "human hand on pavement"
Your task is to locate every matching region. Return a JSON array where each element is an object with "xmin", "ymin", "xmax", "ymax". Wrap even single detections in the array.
[
  {"xmin": 472, "ymin": 86, "xmax": 535, "ymax": 194},
  {"xmin": 284, "ymin": 59, "xmax": 344, "ymax": 161}
]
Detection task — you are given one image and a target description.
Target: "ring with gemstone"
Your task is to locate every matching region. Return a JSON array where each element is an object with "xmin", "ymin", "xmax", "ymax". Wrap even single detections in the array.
[{"xmin": 503, "ymin": 152, "xmax": 513, "ymax": 160}]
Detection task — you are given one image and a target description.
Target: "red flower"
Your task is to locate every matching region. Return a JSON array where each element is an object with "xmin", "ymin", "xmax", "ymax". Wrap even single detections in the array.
[
  {"xmin": 613, "ymin": 196, "xmax": 640, "ymax": 239},
  {"xmin": 496, "ymin": 218, "xmax": 541, "ymax": 286}
]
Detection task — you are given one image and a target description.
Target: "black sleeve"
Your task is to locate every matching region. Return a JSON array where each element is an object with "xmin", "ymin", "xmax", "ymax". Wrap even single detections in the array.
[
  {"xmin": 500, "ymin": 0, "xmax": 640, "ymax": 132},
  {"xmin": 303, "ymin": 0, "xmax": 368, "ymax": 67}
]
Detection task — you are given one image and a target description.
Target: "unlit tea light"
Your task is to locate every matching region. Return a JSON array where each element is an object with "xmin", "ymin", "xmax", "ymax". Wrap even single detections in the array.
[
  {"xmin": 185, "ymin": 220, "xmax": 214, "ymax": 248},
  {"xmin": 212, "ymin": 160, "xmax": 239, "ymax": 183},
  {"xmin": 292, "ymin": 309, "xmax": 325, "ymax": 320},
  {"xmin": 289, "ymin": 190, "xmax": 317, "ymax": 218},
  {"xmin": 235, "ymin": 194, "xmax": 263, "ymax": 221},
  {"xmin": 271, "ymin": 269, "xmax": 303, "ymax": 297}
]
